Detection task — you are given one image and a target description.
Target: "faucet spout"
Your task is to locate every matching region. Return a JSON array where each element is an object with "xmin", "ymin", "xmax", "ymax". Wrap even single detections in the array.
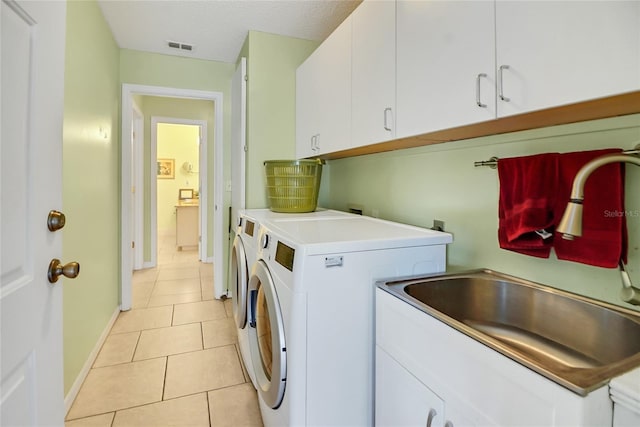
[
  {"xmin": 556, "ymin": 153, "xmax": 640, "ymax": 239},
  {"xmin": 556, "ymin": 150, "xmax": 640, "ymax": 305}
]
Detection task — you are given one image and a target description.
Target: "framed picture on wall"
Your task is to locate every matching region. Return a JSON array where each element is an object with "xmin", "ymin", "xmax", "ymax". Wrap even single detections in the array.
[{"xmin": 157, "ymin": 158, "xmax": 175, "ymax": 179}]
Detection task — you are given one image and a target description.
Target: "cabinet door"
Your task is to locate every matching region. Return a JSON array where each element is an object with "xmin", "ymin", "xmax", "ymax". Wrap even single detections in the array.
[
  {"xmin": 376, "ymin": 346, "xmax": 445, "ymax": 427},
  {"xmin": 496, "ymin": 1, "xmax": 640, "ymax": 117},
  {"xmin": 295, "ymin": 56, "xmax": 317, "ymax": 159},
  {"xmin": 396, "ymin": 0, "xmax": 496, "ymax": 139},
  {"xmin": 351, "ymin": 0, "xmax": 396, "ymax": 147},
  {"xmin": 314, "ymin": 16, "xmax": 352, "ymax": 156},
  {"xmin": 296, "ymin": 16, "xmax": 351, "ymax": 158}
]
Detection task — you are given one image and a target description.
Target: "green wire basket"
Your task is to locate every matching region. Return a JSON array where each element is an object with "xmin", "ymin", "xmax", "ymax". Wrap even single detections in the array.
[{"xmin": 264, "ymin": 159, "xmax": 323, "ymax": 213}]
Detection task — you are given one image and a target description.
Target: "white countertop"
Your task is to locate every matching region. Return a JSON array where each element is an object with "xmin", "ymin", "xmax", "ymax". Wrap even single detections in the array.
[{"xmin": 610, "ymin": 366, "xmax": 640, "ymax": 414}]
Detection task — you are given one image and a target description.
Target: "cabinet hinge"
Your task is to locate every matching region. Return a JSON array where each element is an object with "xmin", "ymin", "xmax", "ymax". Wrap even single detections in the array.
[
  {"xmin": 244, "ymin": 74, "xmax": 248, "ymax": 82},
  {"xmin": 132, "ymin": 241, "xmax": 135, "ymax": 249}
]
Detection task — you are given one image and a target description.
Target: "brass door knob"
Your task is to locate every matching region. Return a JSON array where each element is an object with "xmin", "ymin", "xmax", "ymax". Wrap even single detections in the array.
[
  {"xmin": 47, "ymin": 210, "xmax": 66, "ymax": 232},
  {"xmin": 48, "ymin": 259, "xmax": 80, "ymax": 283}
]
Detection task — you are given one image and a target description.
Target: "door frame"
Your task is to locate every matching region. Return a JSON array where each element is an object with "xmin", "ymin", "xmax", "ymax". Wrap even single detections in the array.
[
  {"xmin": 150, "ymin": 117, "xmax": 208, "ymax": 264},
  {"xmin": 121, "ymin": 84, "xmax": 224, "ymax": 310}
]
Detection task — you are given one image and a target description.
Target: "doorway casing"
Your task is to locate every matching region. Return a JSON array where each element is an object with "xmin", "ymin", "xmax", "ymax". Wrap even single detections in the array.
[{"xmin": 121, "ymin": 84, "xmax": 225, "ymax": 310}]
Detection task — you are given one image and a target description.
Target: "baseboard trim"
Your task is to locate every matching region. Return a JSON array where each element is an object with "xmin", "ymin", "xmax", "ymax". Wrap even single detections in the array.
[{"xmin": 64, "ymin": 305, "xmax": 121, "ymax": 415}]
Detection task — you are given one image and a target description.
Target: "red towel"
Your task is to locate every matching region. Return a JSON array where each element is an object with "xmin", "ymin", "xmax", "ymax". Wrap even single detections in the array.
[
  {"xmin": 498, "ymin": 153, "xmax": 559, "ymax": 258},
  {"xmin": 554, "ymin": 149, "xmax": 627, "ymax": 268}
]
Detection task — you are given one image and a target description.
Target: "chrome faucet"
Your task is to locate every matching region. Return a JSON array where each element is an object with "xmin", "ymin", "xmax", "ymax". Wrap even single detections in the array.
[{"xmin": 556, "ymin": 147, "xmax": 640, "ymax": 305}]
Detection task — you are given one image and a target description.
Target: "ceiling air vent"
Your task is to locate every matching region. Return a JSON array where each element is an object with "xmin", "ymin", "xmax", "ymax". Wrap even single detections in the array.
[{"xmin": 167, "ymin": 40, "xmax": 194, "ymax": 51}]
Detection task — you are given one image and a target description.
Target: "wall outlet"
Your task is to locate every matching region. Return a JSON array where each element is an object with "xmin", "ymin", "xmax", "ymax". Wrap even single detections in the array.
[
  {"xmin": 432, "ymin": 219, "xmax": 445, "ymax": 232},
  {"xmin": 348, "ymin": 203, "xmax": 364, "ymax": 215}
]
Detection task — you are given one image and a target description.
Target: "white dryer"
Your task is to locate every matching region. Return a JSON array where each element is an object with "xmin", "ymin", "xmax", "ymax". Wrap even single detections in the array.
[
  {"xmin": 230, "ymin": 209, "xmax": 354, "ymax": 389},
  {"xmin": 247, "ymin": 216, "xmax": 453, "ymax": 426},
  {"xmin": 230, "ymin": 210, "xmax": 262, "ymax": 387}
]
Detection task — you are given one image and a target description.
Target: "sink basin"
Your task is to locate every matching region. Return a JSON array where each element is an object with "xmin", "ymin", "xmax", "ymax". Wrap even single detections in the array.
[{"xmin": 378, "ymin": 269, "xmax": 640, "ymax": 395}]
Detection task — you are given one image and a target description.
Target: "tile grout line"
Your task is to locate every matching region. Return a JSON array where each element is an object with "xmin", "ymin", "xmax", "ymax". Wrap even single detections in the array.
[
  {"xmin": 161, "ymin": 355, "xmax": 169, "ymax": 402},
  {"xmin": 130, "ymin": 330, "xmax": 142, "ymax": 363},
  {"xmin": 200, "ymin": 321, "xmax": 205, "ymax": 351}
]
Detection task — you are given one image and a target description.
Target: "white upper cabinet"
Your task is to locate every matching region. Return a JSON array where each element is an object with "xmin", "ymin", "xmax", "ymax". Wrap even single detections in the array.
[
  {"xmin": 296, "ymin": 54, "xmax": 319, "ymax": 159},
  {"xmin": 495, "ymin": 0, "xmax": 640, "ymax": 117},
  {"xmin": 296, "ymin": 16, "xmax": 352, "ymax": 158},
  {"xmin": 351, "ymin": 0, "xmax": 396, "ymax": 147},
  {"xmin": 396, "ymin": 0, "xmax": 496, "ymax": 139},
  {"xmin": 297, "ymin": 0, "xmax": 640, "ymax": 158}
]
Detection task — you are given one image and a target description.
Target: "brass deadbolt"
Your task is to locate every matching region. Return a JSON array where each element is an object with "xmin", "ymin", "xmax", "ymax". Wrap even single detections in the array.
[{"xmin": 47, "ymin": 210, "xmax": 66, "ymax": 232}]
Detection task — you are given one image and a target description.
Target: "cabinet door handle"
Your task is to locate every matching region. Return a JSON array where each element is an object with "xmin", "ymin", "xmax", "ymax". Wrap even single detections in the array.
[
  {"xmin": 383, "ymin": 107, "xmax": 392, "ymax": 131},
  {"xmin": 311, "ymin": 134, "xmax": 319, "ymax": 152},
  {"xmin": 476, "ymin": 73, "xmax": 488, "ymax": 108},
  {"xmin": 498, "ymin": 64, "xmax": 510, "ymax": 102},
  {"xmin": 426, "ymin": 408, "xmax": 437, "ymax": 427}
]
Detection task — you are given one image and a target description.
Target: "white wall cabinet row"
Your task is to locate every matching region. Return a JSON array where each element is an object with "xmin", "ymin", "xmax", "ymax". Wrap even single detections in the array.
[{"xmin": 296, "ymin": 0, "xmax": 640, "ymax": 159}]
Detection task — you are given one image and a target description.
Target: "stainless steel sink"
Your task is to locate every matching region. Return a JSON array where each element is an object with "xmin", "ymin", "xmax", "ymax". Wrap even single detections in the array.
[{"xmin": 378, "ymin": 269, "xmax": 640, "ymax": 395}]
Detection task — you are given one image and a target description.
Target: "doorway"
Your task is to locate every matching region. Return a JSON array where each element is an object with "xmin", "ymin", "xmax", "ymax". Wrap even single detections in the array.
[
  {"xmin": 152, "ymin": 119, "xmax": 207, "ymax": 262},
  {"xmin": 121, "ymin": 84, "xmax": 225, "ymax": 311}
]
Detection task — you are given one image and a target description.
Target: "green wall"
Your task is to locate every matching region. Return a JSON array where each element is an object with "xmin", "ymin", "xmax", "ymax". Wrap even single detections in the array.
[
  {"xmin": 62, "ymin": 0, "xmax": 121, "ymax": 394},
  {"xmin": 241, "ymin": 31, "xmax": 319, "ymax": 207},
  {"xmin": 322, "ymin": 114, "xmax": 640, "ymax": 310},
  {"xmin": 157, "ymin": 123, "xmax": 200, "ymax": 234},
  {"xmin": 136, "ymin": 96, "xmax": 215, "ymax": 260}
]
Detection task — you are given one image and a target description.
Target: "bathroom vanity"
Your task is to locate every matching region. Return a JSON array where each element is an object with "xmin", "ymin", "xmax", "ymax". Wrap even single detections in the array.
[{"xmin": 175, "ymin": 201, "xmax": 198, "ymax": 250}]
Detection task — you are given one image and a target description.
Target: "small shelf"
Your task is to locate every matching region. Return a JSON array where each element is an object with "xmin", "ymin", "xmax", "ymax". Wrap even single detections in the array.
[{"xmin": 316, "ymin": 91, "xmax": 640, "ymax": 160}]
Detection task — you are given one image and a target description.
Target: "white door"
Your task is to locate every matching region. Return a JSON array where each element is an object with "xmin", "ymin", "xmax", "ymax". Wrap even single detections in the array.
[
  {"xmin": 132, "ymin": 105, "xmax": 144, "ymax": 270},
  {"xmin": 231, "ymin": 57, "xmax": 247, "ymax": 231},
  {"xmin": 1, "ymin": 0, "xmax": 67, "ymax": 425}
]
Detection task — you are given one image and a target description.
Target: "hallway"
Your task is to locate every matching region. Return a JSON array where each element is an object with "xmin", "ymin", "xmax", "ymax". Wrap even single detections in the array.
[{"xmin": 65, "ymin": 235, "xmax": 263, "ymax": 426}]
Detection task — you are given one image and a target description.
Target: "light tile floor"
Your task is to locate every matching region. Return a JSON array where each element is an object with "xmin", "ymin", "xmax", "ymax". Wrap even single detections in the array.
[{"xmin": 66, "ymin": 235, "xmax": 263, "ymax": 427}]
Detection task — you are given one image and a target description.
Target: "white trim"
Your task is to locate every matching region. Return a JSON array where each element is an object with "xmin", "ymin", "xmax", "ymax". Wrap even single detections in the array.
[
  {"xmin": 121, "ymin": 83, "xmax": 225, "ymax": 310},
  {"xmin": 142, "ymin": 261, "xmax": 155, "ymax": 269},
  {"xmin": 64, "ymin": 306, "xmax": 120, "ymax": 415},
  {"xmin": 151, "ymin": 116, "xmax": 208, "ymax": 263},
  {"xmin": 198, "ymin": 124, "xmax": 207, "ymax": 262}
]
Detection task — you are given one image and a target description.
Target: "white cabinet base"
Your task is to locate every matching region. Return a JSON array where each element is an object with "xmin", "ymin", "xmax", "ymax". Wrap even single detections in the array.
[
  {"xmin": 375, "ymin": 288, "xmax": 612, "ymax": 426},
  {"xmin": 175, "ymin": 205, "xmax": 199, "ymax": 250}
]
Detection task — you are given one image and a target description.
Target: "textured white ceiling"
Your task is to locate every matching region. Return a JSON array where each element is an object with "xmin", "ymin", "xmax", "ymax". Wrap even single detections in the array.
[{"xmin": 97, "ymin": 0, "xmax": 362, "ymax": 63}]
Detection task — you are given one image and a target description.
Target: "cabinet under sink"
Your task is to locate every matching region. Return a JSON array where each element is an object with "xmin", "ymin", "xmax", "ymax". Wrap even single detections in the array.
[{"xmin": 375, "ymin": 286, "xmax": 615, "ymax": 427}]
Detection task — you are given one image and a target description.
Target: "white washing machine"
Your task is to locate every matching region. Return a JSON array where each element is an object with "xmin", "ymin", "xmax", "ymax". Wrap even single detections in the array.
[
  {"xmin": 230, "ymin": 209, "xmax": 354, "ymax": 389},
  {"xmin": 246, "ymin": 216, "xmax": 453, "ymax": 426}
]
